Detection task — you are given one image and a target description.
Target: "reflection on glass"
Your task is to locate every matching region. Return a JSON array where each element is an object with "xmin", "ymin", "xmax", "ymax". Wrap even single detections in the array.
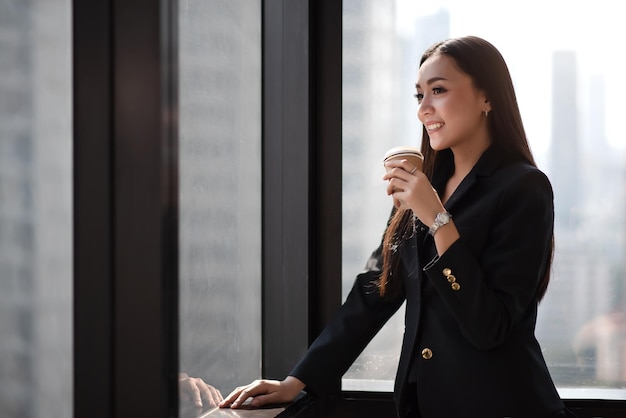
[
  {"xmin": 342, "ymin": 0, "xmax": 626, "ymax": 398},
  {"xmin": 178, "ymin": 0, "xmax": 262, "ymax": 413},
  {"xmin": 0, "ymin": 0, "xmax": 73, "ymax": 417}
]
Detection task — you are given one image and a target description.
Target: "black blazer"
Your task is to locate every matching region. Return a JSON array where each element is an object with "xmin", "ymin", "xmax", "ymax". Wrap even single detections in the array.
[{"xmin": 290, "ymin": 146, "xmax": 565, "ymax": 417}]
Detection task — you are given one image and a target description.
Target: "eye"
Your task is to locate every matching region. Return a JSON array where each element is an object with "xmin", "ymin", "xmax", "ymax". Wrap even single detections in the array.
[
  {"xmin": 414, "ymin": 92, "xmax": 423, "ymax": 103},
  {"xmin": 432, "ymin": 86, "xmax": 446, "ymax": 95}
]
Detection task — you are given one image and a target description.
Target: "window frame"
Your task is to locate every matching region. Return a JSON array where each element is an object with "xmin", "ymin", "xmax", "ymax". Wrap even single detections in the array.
[
  {"xmin": 73, "ymin": 0, "xmax": 114, "ymax": 415},
  {"xmin": 72, "ymin": 0, "xmax": 626, "ymax": 416},
  {"xmin": 262, "ymin": 0, "xmax": 314, "ymax": 380},
  {"xmin": 73, "ymin": 0, "xmax": 179, "ymax": 416}
]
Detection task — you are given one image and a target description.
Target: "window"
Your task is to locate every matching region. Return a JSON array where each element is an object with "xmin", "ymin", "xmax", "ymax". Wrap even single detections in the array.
[
  {"xmin": 178, "ymin": 0, "xmax": 263, "ymax": 412},
  {"xmin": 0, "ymin": 0, "xmax": 73, "ymax": 417},
  {"xmin": 342, "ymin": 0, "xmax": 626, "ymax": 400}
]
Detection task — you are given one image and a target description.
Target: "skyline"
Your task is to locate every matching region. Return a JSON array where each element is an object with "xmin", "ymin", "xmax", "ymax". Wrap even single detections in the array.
[
  {"xmin": 395, "ymin": 1, "xmax": 626, "ymax": 153},
  {"xmin": 341, "ymin": 1, "xmax": 626, "ymax": 389}
]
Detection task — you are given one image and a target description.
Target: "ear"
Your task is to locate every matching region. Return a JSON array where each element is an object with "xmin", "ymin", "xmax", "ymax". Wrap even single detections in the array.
[{"xmin": 483, "ymin": 97, "xmax": 492, "ymax": 113}]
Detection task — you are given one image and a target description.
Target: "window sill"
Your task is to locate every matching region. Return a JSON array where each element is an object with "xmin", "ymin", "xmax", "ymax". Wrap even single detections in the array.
[
  {"xmin": 180, "ymin": 405, "xmax": 285, "ymax": 418},
  {"xmin": 343, "ymin": 378, "xmax": 626, "ymax": 401}
]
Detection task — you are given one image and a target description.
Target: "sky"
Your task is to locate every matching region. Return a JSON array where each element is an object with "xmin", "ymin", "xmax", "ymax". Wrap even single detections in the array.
[{"xmin": 395, "ymin": 0, "xmax": 626, "ymax": 154}]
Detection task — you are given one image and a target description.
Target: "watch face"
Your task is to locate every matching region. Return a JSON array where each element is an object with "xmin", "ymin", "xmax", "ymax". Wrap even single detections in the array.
[
  {"xmin": 436, "ymin": 212, "xmax": 451, "ymax": 223},
  {"xmin": 429, "ymin": 212, "xmax": 451, "ymax": 236}
]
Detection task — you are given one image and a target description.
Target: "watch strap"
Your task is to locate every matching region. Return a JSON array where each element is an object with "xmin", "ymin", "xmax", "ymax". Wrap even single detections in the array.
[{"xmin": 429, "ymin": 212, "xmax": 452, "ymax": 236}]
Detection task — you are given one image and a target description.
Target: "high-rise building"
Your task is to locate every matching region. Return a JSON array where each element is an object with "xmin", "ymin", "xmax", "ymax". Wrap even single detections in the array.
[
  {"xmin": 342, "ymin": 0, "xmax": 401, "ymax": 281},
  {"xmin": 178, "ymin": 1, "xmax": 262, "ymax": 393},
  {"xmin": 341, "ymin": 0, "xmax": 404, "ymax": 382},
  {"xmin": 399, "ymin": 8, "xmax": 450, "ymax": 160},
  {"xmin": 550, "ymin": 50, "xmax": 580, "ymax": 228},
  {"xmin": 341, "ymin": 2, "xmax": 450, "ymax": 383},
  {"xmin": 0, "ymin": 4, "xmax": 36, "ymax": 416},
  {"xmin": 0, "ymin": 1, "xmax": 72, "ymax": 417},
  {"xmin": 538, "ymin": 52, "xmax": 625, "ymax": 385}
]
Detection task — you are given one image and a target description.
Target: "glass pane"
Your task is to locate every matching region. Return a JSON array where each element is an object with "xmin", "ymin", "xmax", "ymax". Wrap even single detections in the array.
[
  {"xmin": 0, "ymin": 0, "xmax": 73, "ymax": 417},
  {"xmin": 178, "ymin": 0, "xmax": 262, "ymax": 413},
  {"xmin": 342, "ymin": 0, "xmax": 406, "ymax": 390},
  {"xmin": 342, "ymin": 0, "xmax": 626, "ymax": 399}
]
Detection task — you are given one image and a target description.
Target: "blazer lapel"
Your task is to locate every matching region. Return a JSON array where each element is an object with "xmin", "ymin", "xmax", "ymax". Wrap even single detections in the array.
[
  {"xmin": 443, "ymin": 170, "xmax": 477, "ymax": 211},
  {"xmin": 439, "ymin": 145, "xmax": 505, "ymax": 212}
]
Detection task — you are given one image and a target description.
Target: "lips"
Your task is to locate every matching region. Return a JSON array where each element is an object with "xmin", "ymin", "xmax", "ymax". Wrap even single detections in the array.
[{"xmin": 426, "ymin": 122, "xmax": 444, "ymax": 132}]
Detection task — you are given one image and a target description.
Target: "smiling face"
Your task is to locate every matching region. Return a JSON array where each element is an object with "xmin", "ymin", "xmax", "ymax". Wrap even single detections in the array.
[{"xmin": 415, "ymin": 53, "xmax": 492, "ymax": 154}]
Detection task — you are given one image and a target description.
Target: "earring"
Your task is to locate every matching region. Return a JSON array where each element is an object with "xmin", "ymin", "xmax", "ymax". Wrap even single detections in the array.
[{"xmin": 484, "ymin": 110, "xmax": 490, "ymax": 117}]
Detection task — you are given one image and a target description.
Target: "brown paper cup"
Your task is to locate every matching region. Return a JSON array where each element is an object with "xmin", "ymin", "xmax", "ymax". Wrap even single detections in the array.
[
  {"xmin": 383, "ymin": 146, "xmax": 424, "ymax": 173},
  {"xmin": 383, "ymin": 146, "xmax": 424, "ymax": 209}
]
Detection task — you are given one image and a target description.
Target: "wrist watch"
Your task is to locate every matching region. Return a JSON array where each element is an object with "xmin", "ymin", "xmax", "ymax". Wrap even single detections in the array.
[{"xmin": 429, "ymin": 212, "xmax": 452, "ymax": 236}]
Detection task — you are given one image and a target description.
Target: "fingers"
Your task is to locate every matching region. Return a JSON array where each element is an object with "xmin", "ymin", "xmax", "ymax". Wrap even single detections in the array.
[
  {"xmin": 384, "ymin": 159, "xmax": 431, "ymax": 199},
  {"xmin": 383, "ymin": 159, "xmax": 418, "ymax": 179},
  {"xmin": 386, "ymin": 179, "xmax": 403, "ymax": 196},
  {"xmin": 247, "ymin": 392, "xmax": 281, "ymax": 408},
  {"xmin": 219, "ymin": 377, "xmax": 305, "ymax": 409},
  {"xmin": 384, "ymin": 161, "xmax": 436, "ymax": 213},
  {"xmin": 219, "ymin": 384, "xmax": 252, "ymax": 409},
  {"xmin": 230, "ymin": 382, "xmax": 267, "ymax": 409},
  {"xmin": 219, "ymin": 379, "xmax": 278, "ymax": 409},
  {"xmin": 383, "ymin": 164, "xmax": 419, "ymax": 197}
]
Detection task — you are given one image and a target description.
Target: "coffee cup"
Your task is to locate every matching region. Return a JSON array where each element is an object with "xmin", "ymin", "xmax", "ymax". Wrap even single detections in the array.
[
  {"xmin": 383, "ymin": 146, "xmax": 424, "ymax": 209},
  {"xmin": 383, "ymin": 145, "xmax": 423, "ymax": 174}
]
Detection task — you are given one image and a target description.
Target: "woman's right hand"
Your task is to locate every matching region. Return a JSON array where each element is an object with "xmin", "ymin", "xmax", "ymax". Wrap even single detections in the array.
[{"xmin": 219, "ymin": 376, "xmax": 305, "ymax": 409}]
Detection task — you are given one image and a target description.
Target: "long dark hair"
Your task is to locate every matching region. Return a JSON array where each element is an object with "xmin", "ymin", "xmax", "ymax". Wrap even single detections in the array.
[{"xmin": 379, "ymin": 36, "xmax": 554, "ymax": 302}]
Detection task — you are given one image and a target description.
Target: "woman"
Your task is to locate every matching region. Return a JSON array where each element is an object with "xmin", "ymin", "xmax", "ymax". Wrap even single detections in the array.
[{"xmin": 220, "ymin": 36, "xmax": 570, "ymax": 417}]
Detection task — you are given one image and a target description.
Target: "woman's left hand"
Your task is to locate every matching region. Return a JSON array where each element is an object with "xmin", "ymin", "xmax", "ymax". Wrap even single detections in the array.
[{"xmin": 382, "ymin": 158, "xmax": 445, "ymax": 226}]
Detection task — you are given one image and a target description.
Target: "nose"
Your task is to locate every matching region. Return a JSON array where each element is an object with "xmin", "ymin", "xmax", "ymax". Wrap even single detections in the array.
[{"xmin": 418, "ymin": 97, "xmax": 433, "ymax": 122}]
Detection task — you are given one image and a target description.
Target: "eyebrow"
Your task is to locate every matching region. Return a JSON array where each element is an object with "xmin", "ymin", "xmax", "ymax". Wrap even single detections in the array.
[{"xmin": 415, "ymin": 76, "xmax": 447, "ymax": 89}]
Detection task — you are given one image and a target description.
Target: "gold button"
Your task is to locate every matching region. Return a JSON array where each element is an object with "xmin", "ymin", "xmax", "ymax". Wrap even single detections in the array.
[
  {"xmin": 451, "ymin": 282, "xmax": 460, "ymax": 291},
  {"xmin": 421, "ymin": 348, "xmax": 433, "ymax": 360},
  {"xmin": 442, "ymin": 268, "xmax": 452, "ymax": 277},
  {"xmin": 446, "ymin": 274, "xmax": 456, "ymax": 283}
]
